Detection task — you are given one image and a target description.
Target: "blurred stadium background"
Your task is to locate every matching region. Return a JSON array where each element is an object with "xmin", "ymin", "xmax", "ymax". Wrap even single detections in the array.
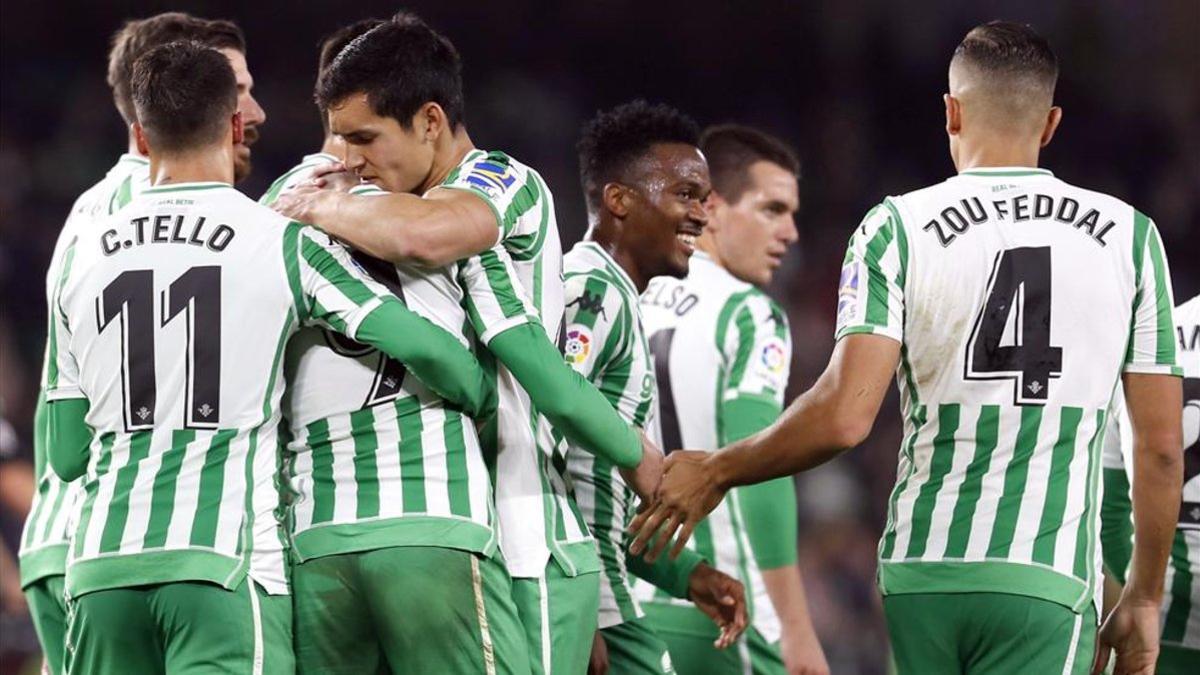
[{"xmin": 1, "ymin": 1, "xmax": 1196, "ymax": 672}]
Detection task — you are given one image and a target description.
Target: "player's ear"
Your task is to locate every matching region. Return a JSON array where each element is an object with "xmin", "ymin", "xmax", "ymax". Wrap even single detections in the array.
[
  {"xmin": 418, "ymin": 102, "xmax": 444, "ymax": 143},
  {"xmin": 944, "ymin": 94, "xmax": 962, "ymax": 136},
  {"xmin": 132, "ymin": 122, "xmax": 150, "ymax": 156},
  {"xmin": 231, "ymin": 111, "xmax": 245, "ymax": 146},
  {"xmin": 602, "ymin": 182, "xmax": 630, "ymax": 219},
  {"xmin": 1040, "ymin": 106, "xmax": 1062, "ymax": 148}
]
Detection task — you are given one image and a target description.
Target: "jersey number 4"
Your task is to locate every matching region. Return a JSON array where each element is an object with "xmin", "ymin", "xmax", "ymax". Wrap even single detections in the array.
[
  {"xmin": 964, "ymin": 247, "xmax": 1064, "ymax": 406},
  {"xmin": 97, "ymin": 266, "xmax": 221, "ymax": 431}
]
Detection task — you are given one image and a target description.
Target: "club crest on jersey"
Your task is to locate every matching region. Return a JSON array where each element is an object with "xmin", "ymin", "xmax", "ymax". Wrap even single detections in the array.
[
  {"xmin": 836, "ymin": 262, "xmax": 860, "ymax": 325},
  {"xmin": 465, "ymin": 160, "xmax": 516, "ymax": 198},
  {"xmin": 564, "ymin": 327, "xmax": 592, "ymax": 365}
]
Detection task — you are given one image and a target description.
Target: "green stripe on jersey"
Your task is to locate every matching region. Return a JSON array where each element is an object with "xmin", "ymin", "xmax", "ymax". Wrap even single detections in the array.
[
  {"xmin": 188, "ymin": 429, "xmax": 237, "ymax": 547},
  {"xmin": 1145, "ymin": 224, "xmax": 1176, "ymax": 366},
  {"xmin": 942, "ymin": 405, "xmax": 999, "ymax": 558},
  {"xmin": 396, "ymin": 396, "xmax": 427, "ymax": 513},
  {"xmin": 350, "ymin": 407, "xmax": 381, "ymax": 519},
  {"xmin": 141, "ymin": 429, "xmax": 196, "ymax": 549},
  {"xmin": 986, "ymin": 406, "xmax": 1043, "ymax": 558},
  {"xmin": 863, "ymin": 219, "xmax": 895, "ymax": 326},
  {"xmin": 1031, "ymin": 407, "xmax": 1083, "ymax": 565},
  {"xmin": 98, "ymin": 431, "xmax": 153, "ymax": 553},
  {"xmin": 905, "ymin": 404, "xmax": 960, "ymax": 558}
]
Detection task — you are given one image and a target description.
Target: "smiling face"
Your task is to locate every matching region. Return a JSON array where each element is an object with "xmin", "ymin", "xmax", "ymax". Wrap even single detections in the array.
[
  {"xmin": 706, "ymin": 160, "xmax": 798, "ymax": 286},
  {"xmin": 327, "ymin": 92, "xmax": 436, "ymax": 194},
  {"xmin": 218, "ymin": 48, "xmax": 265, "ymax": 183},
  {"xmin": 619, "ymin": 142, "xmax": 710, "ymax": 281}
]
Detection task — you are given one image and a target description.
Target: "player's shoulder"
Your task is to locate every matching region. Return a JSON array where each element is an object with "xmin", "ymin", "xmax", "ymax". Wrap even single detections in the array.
[
  {"xmin": 447, "ymin": 148, "xmax": 542, "ymax": 198},
  {"xmin": 260, "ymin": 153, "xmax": 339, "ymax": 205}
]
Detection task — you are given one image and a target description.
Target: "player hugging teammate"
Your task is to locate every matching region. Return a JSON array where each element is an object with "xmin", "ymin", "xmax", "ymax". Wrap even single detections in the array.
[{"xmin": 20, "ymin": 9, "xmax": 1190, "ymax": 675}]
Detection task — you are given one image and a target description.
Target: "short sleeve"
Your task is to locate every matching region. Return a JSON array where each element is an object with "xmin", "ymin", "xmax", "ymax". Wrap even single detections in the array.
[
  {"xmin": 437, "ymin": 152, "xmax": 540, "ymax": 244},
  {"xmin": 834, "ymin": 201, "xmax": 907, "ymax": 344},
  {"xmin": 45, "ymin": 241, "xmax": 84, "ymax": 402},
  {"xmin": 458, "ymin": 245, "xmax": 535, "ymax": 346},
  {"xmin": 720, "ymin": 292, "xmax": 791, "ymax": 407},
  {"xmin": 1123, "ymin": 214, "xmax": 1181, "ymax": 376},
  {"xmin": 289, "ymin": 226, "xmax": 393, "ymax": 338},
  {"xmin": 562, "ymin": 273, "xmax": 628, "ymax": 383}
]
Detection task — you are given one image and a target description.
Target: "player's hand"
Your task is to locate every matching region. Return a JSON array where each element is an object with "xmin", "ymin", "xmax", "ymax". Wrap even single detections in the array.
[
  {"xmin": 1093, "ymin": 596, "xmax": 1160, "ymax": 675},
  {"xmin": 627, "ymin": 450, "xmax": 726, "ymax": 562},
  {"xmin": 686, "ymin": 562, "xmax": 747, "ymax": 649},
  {"xmin": 780, "ymin": 627, "xmax": 830, "ymax": 675},
  {"xmin": 587, "ymin": 631, "xmax": 609, "ymax": 675},
  {"xmin": 303, "ymin": 162, "xmax": 361, "ymax": 192},
  {"xmin": 271, "ymin": 184, "xmax": 343, "ymax": 227},
  {"xmin": 619, "ymin": 432, "xmax": 663, "ymax": 504}
]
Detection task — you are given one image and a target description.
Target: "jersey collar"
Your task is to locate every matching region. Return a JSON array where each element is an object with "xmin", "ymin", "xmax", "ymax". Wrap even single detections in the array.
[
  {"xmin": 142, "ymin": 181, "xmax": 234, "ymax": 195},
  {"xmin": 578, "ymin": 240, "xmax": 639, "ymax": 299},
  {"xmin": 957, "ymin": 167, "xmax": 1054, "ymax": 178},
  {"xmin": 117, "ymin": 153, "xmax": 149, "ymax": 166}
]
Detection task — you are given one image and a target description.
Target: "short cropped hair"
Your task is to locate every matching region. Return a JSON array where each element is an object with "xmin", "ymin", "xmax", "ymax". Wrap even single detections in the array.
[
  {"xmin": 577, "ymin": 100, "xmax": 701, "ymax": 211},
  {"xmin": 107, "ymin": 12, "xmax": 245, "ymax": 125},
  {"xmin": 318, "ymin": 18, "xmax": 384, "ymax": 75},
  {"xmin": 700, "ymin": 124, "xmax": 799, "ymax": 204},
  {"xmin": 951, "ymin": 21, "xmax": 1058, "ymax": 111},
  {"xmin": 131, "ymin": 41, "xmax": 237, "ymax": 154},
  {"xmin": 316, "ymin": 12, "xmax": 465, "ymax": 129}
]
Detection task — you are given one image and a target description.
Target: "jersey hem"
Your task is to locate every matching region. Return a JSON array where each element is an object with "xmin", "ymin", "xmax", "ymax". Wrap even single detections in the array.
[
  {"xmin": 1122, "ymin": 362, "xmax": 1184, "ymax": 377},
  {"xmin": 289, "ymin": 516, "xmax": 497, "ymax": 563},
  {"xmin": 66, "ymin": 549, "xmax": 245, "ymax": 599},
  {"xmin": 543, "ymin": 539, "xmax": 602, "ymax": 578},
  {"xmin": 877, "ymin": 559, "xmax": 1091, "ymax": 613},
  {"xmin": 44, "ymin": 387, "xmax": 85, "ymax": 402},
  {"xmin": 477, "ymin": 314, "xmax": 533, "ymax": 346},
  {"xmin": 17, "ymin": 544, "xmax": 67, "ymax": 589}
]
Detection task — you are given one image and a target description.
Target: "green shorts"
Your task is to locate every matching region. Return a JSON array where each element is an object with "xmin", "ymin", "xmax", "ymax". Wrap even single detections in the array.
[
  {"xmin": 883, "ymin": 592, "xmax": 1096, "ymax": 675},
  {"xmin": 601, "ymin": 617, "xmax": 675, "ymax": 674},
  {"xmin": 1158, "ymin": 644, "xmax": 1200, "ymax": 675},
  {"xmin": 291, "ymin": 546, "xmax": 529, "ymax": 675},
  {"xmin": 24, "ymin": 575, "xmax": 67, "ymax": 675},
  {"xmin": 65, "ymin": 578, "xmax": 293, "ymax": 675},
  {"xmin": 641, "ymin": 602, "xmax": 784, "ymax": 675},
  {"xmin": 511, "ymin": 563, "xmax": 600, "ymax": 674}
]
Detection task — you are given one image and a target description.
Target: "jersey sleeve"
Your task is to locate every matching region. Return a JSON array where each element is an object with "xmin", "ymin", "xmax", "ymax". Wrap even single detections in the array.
[
  {"xmin": 44, "ymin": 240, "xmax": 84, "ymax": 402},
  {"xmin": 437, "ymin": 153, "xmax": 541, "ymax": 244},
  {"xmin": 562, "ymin": 273, "xmax": 628, "ymax": 386},
  {"xmin": 458, "ymin": 246, "xmax": 535, "ymax": 346},
  {"xmin": 719, "ymin": 292, "xmax": 791, "ymax": 407},
  {"xmin": 288, "ymin": 225, "xmax": 391, "ymax": 339},
  {"xmin": 1123, "ymin": 214, "xmax": 1181, "ymax": 376},
  {"xmin": 834, "ymin": 200, "xmax": 907, "ymax": 343}
]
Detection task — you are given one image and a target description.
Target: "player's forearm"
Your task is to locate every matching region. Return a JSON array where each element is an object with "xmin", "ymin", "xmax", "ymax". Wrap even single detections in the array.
[
  {"xmin": 358, "ymin": 299, "xmax": 493, "ymax": 417},
  {"xmin": 488, "ymin": 323, "xmax": 642, "ymax": 468},
  {"xmin": 47, "ymin": 398, "xmax": 91, "ymax": 481},
  {"xmin": 313, "ymin": 191, "xmax": 490, "ymax": 267},
  {"xmin": 762, "ymin": 564, "xmax": 822, "ymax": 646},
  {"xmin": 1126, "ymin": 429, "xmax": 1182, "ymax": 602},
  {"xmin": 709, "ymin": 334, "xmax": 898, "ymax": 490},
  {"xmin": 1122, "ymin": 372, "xmax": 1184, "ymax": 603},
  {"xmin": 627, "ymin": 538, "xmax": 705, "ymax": 598},
  {"xmin": 739, "ymin": 478, "xmax": 799, "ymax": 568}
]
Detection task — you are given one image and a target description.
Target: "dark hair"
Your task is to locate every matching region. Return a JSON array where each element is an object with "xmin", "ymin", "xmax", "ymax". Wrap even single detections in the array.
[
  {"xmin": 131, "ymin": 41, "xmax": 237, "ymax": 154},
  {"xmin": 700, "ymin": 124, "xmax": 800, "ymax": 204},
  {"xmin": 108, "ymin": 13, "xmax": 245, "ymax": 125},
  {"xmin": 316, "ymin": 12, "xmax": 465, "ymax": 129},
  {"xmin": 318, "ymin": 18, "xmax": 384, "ymax": 75},
  {"xmin": 577, "ymin": 100, "xmax": 701, "ymax": 210},
  {"xmin": 953, "ymin": 21, "xmax": 1058, "ymax": 89}
]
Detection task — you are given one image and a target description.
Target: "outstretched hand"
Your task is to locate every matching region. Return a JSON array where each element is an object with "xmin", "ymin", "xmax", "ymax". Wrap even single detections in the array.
[
  {"xmin": 686, "ymin": 562, "xmax": 747, "ymax": 649},
  {"xmin": 1092, "ymin": 597, "xmax": 1161, "ymax": 675},
  {"xmin": 627, "ymin": 450, "xmax": 726, "ymax": 562}
]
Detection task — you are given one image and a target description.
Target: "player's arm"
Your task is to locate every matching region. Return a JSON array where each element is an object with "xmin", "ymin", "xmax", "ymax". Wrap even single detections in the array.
[
  {"xmin": 1095, "ymin": 216, "xmax": 1183, "ymax": 675},
  {"xmin": 276, "ymin": 186, "xmax": 498, "ymax": 268},
  {"xmin": 47, "ymin": 399, "xmax": 91, "ymax": 481},
  {"xmin": 290, "ymin": 226, "xmax": 492, "ymax": 416},
  {"xmin": 460, "ymin": 252, "xmax": 647, "ymax": 473},
  {"xmin": 632, "ymin": 202, "xmax": 905, "ymax": 559},
  {"xmin": 44, "ymin": 240, "xmax": 93, "ymax": 481}
]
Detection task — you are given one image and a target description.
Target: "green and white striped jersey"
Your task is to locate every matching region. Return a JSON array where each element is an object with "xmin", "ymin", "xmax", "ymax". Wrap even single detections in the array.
[
  {"xmin": 562, "ymin": 241, "xmax": 656, "ymax": 628},
  {"xmin": 277, "ymin": 176, "xmax": 497, "ymax": 561},
  {"xmin": 1102, "ymin": 295, "xmax": 1200, "ymax": 649},
  {"xmin": 436, "ymin": 149, "xmax": 598, "ymax": 579},
  {"xmin": 634, "ymin": 252, "xmax": 792, "ymax": 642},
  {"xmin": 258, "ymin": 152, "xmax": 338, "ymax": 207},
  {"xmin": 20, "ymin": 154, "xmax": 149, "ymax": 587},
  {"xmin": 46, "ymin": 181, "xmax": 401, "ymax": 598},
  {"xmin": 840, "ymin": 167, "xmax": 1180, "ymax": 614}
]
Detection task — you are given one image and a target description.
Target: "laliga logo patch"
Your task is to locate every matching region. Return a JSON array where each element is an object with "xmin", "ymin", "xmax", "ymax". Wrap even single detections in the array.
[
  {"xmin": 836, "ymin": 261, "xmax": 860, "ymax": 324},
  {"xmin": 759, "ymin": 337, "xmax": 787, "ymax": 374},
  {"xmin": 564, "ymin": 327, "xmax": 592, "ymax": 365}
]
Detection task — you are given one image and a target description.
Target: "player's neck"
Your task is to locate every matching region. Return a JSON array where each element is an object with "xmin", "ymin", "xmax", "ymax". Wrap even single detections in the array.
[
  {"xmin": 149, "ymin": 148, "xmax": 235, "ymax": 186},
  {"xmin": 422, "ymin": 126, "xmax": 476, "ymax": 194},
  {"xmin": 953, "ymin": 138, "xmax": 1041, "ymax": 172},
  {"xmin": 696, "ymin": 229, "xmax": 723, "ymax": 267},
  {"xmin": 126, "ymin": 135, "xmax": 145, "ymax": 158}
]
